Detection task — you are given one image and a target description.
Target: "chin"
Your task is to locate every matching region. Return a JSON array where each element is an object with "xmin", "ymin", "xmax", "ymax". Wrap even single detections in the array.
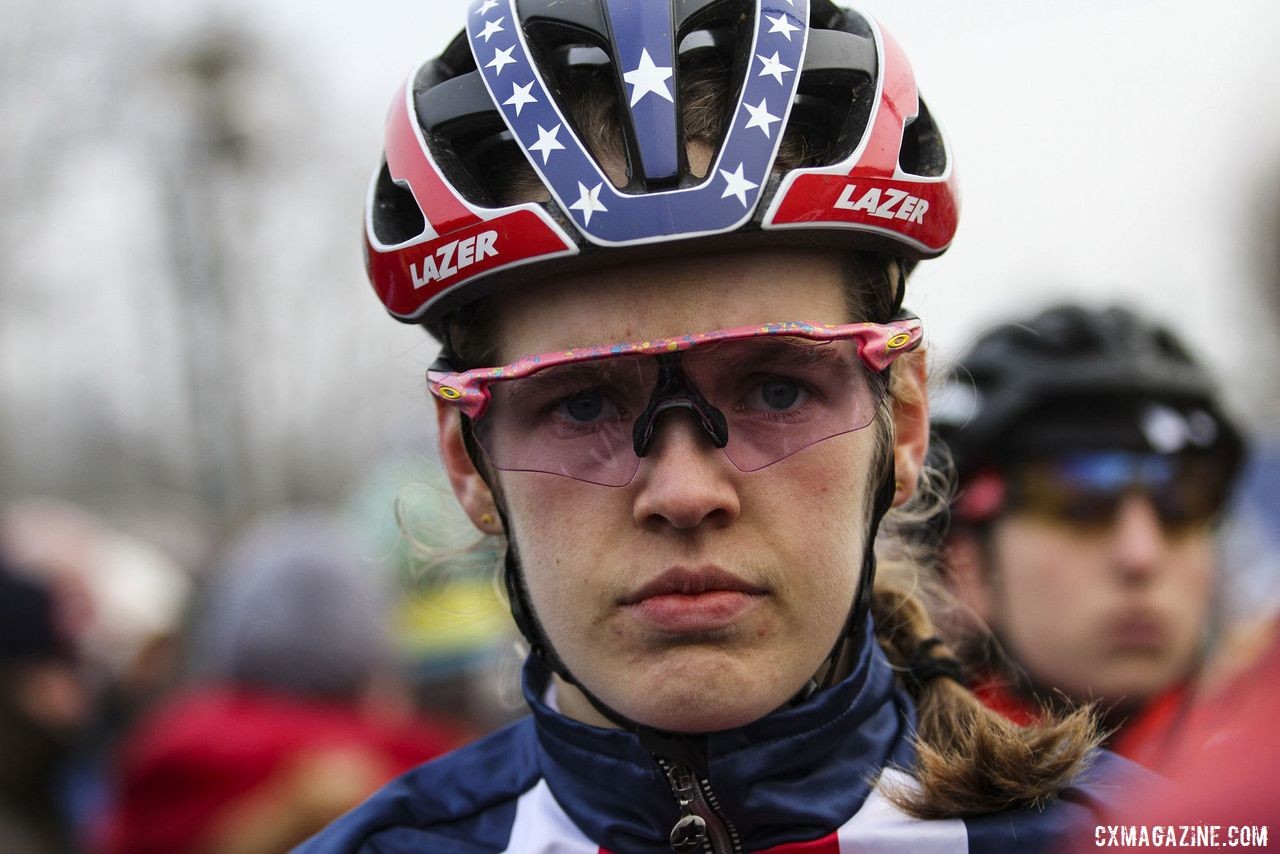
[
  {"xmin": 573, "ymin": 643, "xmax": 815, "ymax": 732},
  {"xmin": 614, "ymin": 672, "xmax": 796, "ymax": 733},
  {"xmin": 1081, "ymin": 665, "xmax": 1179, "ymax": 707},
  {"xmin": 630, "ymin": 700, "xmax": 776, "ymax": 734}
]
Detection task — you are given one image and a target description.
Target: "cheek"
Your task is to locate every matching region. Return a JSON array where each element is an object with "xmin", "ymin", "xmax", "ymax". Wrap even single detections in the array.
[
  {"xmin": 990, "ymin": 523, "xmax": 1102, "ymax": 631},
  {"xmin": 755, "ymin": 438, "xmax": 874, "ymax": 599},
  {"xmin": 1165, "ymin": 538, "xmax": 1216, "ymax": 617},
  {"xmin": 500, "ymin": 476, "xmax": 628, "ymax": 616}
]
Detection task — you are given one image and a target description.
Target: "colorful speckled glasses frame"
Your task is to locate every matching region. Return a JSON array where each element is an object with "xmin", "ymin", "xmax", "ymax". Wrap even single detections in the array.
[{"xmin": 428, "ymin": 316, "xmax": 924, "ymax": 419}]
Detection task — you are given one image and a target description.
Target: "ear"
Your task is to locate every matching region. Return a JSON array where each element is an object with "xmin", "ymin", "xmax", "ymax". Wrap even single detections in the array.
[
  {"xmin": 889, "ymin": 349, "xmax": 929, "ymax": 507},
  {"xmin": 435, "ymin": 399, "xmax": 502, "ymax": 535},
  {"xmin": 941, "ymin": 529, "xmax": 996, "ymax": 626}
]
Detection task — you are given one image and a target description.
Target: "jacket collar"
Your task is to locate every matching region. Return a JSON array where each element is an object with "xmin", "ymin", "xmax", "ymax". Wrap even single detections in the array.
[{"xmin": 524, "ymin": 620, "xmax": 917, "ymax": 851}]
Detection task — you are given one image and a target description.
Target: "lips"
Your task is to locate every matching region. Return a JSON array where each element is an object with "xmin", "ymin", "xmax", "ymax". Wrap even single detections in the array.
[
  {"xmin": 620, "ymin": 567, "xmax": 767, "ymax": 633},
  {"xmin": 621, "ymin": 566, "xmax": 767, "ymax": 604},
  {"xmin": 1107, "ymin": 609, "xmax": 1169, "ymax": 650}
]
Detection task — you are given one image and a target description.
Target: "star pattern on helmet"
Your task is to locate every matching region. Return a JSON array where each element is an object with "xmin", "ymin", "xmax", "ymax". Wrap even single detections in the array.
[
  {"xmin": 503, "ymin": 80, "xmax": 537, "ymax": 115},
  {"xmin": 719, "ymin": 162, "xmax": 759, "ymax": 208},
  {"xmin": 463, "ymin": 0, "xmax": 809, "ymax": 242},
  {"xmin": 742, "ymin": 97, "xmax": 781, "ymax": 138},
  {"xmin": 529, "ymin": 123, "xmax": 566, "ymax": 164},
  {"xmin": 478, "ymin": 16, "xmax": 505, "ymax": 42},
  {"xmin": 475, "ymin": 0, "xmax": 500, "ymax": 15},
  {"xmin": 623, "ymin": 48, "xmax": 674, "ymax": 107},
  {"xmin": 757, "ymin": 51, "xmax": 793, "ymax": 85},
  {"xmin": 766, "ymin": 13, "xmax": 800, "ymax": 41},
  {"xmin": 570, "ymin": 181, "xmax": 608, "ymax": 225},
  {"xmin": 486, "ymin": 46, "xmax": 516, "ymax": 75}
]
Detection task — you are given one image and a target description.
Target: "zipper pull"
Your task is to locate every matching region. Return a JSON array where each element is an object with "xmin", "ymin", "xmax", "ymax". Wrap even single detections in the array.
[
  {"xmin": 670, "ymin": 815, "xmax": 709, "ymax": 852},
  {"xmin": 666, "ymin": 764, "xmax": 708, "ymax": 852}
]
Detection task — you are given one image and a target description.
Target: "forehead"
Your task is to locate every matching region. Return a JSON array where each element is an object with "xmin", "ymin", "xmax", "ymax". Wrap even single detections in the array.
[{"xmin": 492, "ymin": 248, "xmax": 861, "ymax": 361}]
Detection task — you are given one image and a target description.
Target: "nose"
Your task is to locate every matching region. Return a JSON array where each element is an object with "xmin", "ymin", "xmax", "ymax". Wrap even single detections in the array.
[
  {"xmin": 631, "ymin": 411, "xmax": 741, "ymax": 531},
  {"xmin": 1110, "ymin": 493, "xmax": 1169, "ymax": 582}
]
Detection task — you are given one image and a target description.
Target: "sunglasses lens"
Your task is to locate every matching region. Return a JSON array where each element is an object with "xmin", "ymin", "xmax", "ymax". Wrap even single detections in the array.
[
  {"xmin": 469, "ymin": 336, "xmax": 887, "ymax": 485},
  {"xmin": 473, "ymin": 356, "xmax": 654, "ymax": 486},
  {"xmin": 1147, "ymin": 458, "xmax": 1229, "ymax": 527},
  {"xmin": 685, "ymin": 337, "xmax": 886, "ymax": 472},
  {"xmin": 1011, "ymin": 452, "xmax": 1227, "ymax": 530}
]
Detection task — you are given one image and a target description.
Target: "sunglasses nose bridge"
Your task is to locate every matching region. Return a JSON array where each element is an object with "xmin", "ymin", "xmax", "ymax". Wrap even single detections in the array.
[
  {"xmin": 631, "ymin": 353, "xmax": 729, "ymax": 458},
  {"xmin": 632, "ymin": 396, "xmax": 729, "ymax": 456}
]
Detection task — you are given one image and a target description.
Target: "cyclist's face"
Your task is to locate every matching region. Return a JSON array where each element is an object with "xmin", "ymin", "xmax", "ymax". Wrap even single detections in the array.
[
  {"xmin": 438, "ymin": 248, "xmax": 928, "ymax": 733},
  {"xmin": 982, "ymin": 499, "xmax": 1214, "ymax": 706}
]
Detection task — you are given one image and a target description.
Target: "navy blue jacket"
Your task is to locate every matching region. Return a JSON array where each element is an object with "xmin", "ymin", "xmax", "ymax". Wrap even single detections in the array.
[{"xmin": 300, "ymin": 632, "xmax": 1136, "ymax": 852}]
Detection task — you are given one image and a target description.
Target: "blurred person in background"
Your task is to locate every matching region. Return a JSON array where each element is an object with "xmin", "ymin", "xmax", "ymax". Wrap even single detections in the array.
[
  {"xmin": 1, "ymin": 499, "xmax": 192, "ymax": 851},
  {"xmin": 0, "ymin": 557, "xmax": 93, "ymax": 854},
  {"xmin": 933, "ymin": 304, "xmax": 1245, "ymax": 770},
  {"xmin": 99, "ymin": 512, "xmax": 470, "ymax": 854},
  {"xmin": 1054, "ymin": 170, "xmax": 1280, "ymax": 847},
  {"xmin": 0, "ymin": 500, "xmax": 193, "ymax": 729}
]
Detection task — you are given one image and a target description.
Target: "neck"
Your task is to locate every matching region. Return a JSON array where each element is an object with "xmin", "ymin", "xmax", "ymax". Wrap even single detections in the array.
[{"xmin": 551, "ymin": 674, "xmax": 617, "ymax": 729}]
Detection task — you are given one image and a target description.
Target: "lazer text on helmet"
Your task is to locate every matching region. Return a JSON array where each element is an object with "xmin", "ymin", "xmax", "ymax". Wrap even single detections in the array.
[
  {"xmin": 833, "ymin": 184, "xmax": 929, "ymax": 223},
  {"xmin": 411, "ymin": 230, "xmax": 500, "ymax": 290}
]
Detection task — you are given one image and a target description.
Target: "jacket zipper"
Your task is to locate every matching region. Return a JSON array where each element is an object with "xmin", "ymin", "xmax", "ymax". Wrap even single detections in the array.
[{"xmin": 656, "ymin": 757, "xmax": 743, "ymax": 854}]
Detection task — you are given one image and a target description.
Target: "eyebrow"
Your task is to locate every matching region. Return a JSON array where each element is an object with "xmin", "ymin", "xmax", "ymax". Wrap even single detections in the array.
[
  {"xmin": 697, "ymin": 337, "xmax": 852, "ymax": 370},
  {"xmin": 498, "ymin": 359, "xmax": 652, "ymax": 402}
]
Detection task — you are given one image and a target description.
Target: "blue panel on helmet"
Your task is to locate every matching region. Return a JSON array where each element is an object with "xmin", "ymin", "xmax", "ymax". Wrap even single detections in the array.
[
  {"xmin": 603, "ymin": 0, "xmax": 679, "ymax": 184},
  {"xmin": 467, "ymin": 0, "xmax": 808, "ymax": 247}
]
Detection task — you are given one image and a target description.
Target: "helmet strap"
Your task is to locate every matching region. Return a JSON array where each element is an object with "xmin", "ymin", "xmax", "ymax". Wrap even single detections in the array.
[{"xmin": 890, "ymin": 258, "xmax": 909, "ymax": 316}]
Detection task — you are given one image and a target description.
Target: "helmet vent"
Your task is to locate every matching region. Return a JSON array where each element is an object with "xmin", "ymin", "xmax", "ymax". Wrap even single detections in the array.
[
  {"xmin": 899, "ymin": 97, "xmax": 946, "ymax": 178},
  {"xmin": 786, "ymin": 25, "xmax": 876, "ymax": 168},
  {"xmin": 371, "ymin": 162, "xmax": 426, "ymax": 246}
]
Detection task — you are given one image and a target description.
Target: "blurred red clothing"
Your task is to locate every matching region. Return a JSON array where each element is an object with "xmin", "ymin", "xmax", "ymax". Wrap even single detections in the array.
[
  {"xmin": 1113, "ymin": 630, "xmax": 1280, "ymax": 825},
  {"xmin": 1056, "ymin": 626, "xmax": 1280, "ymax": 852},
  {"xmin": 97, "ymin": 686, "xmax": 471, "ymax": 854}
]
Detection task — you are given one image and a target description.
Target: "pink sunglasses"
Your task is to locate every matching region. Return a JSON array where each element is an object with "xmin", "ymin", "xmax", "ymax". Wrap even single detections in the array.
[{"xmin": 430, "ymin": 317, "xmax": 923, "ymax": 487}]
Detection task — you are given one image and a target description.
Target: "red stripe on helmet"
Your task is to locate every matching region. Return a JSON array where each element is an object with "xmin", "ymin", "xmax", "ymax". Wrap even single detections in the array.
[
  {"xmin": 853, "ymin": 22, "xmax": 918, "ymax": 179},
  {"xmin": 766, "ymin": 19, "xmax": 959, "ymax": 255},
  {"xmin": 770, "ymin": 174, "xmax": 958, "ymax": 254},
  {"xmin": 366, "ymin": 210, "xmax": 576, "ymax": 320},
  {"xmin": 383, "ymin": 81, "xmax": 483, "ymax": 236}
]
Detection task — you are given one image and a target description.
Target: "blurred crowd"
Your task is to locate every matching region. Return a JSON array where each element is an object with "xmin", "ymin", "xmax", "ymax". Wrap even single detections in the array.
[
  {"xmin": 1, "ymin": 302, "xmax": 1278, "ymax": 853},
  {"xmin": 0, "ymin": 462, "xmax": 524, "ymax": 854}
]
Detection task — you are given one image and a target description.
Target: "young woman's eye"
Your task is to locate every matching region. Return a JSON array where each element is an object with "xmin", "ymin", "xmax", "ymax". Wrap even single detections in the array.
[
  {"xmin": 740, "ymin": 378, "xmax": 811, "ymax": 412},
  {"xmin": 553, "ymin": 389, "xmax": 618, "ymax": 424}
]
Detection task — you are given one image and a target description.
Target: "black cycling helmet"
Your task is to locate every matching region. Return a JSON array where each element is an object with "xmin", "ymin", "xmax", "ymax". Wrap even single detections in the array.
[{"xmin": 933, "ymin": 303, "xmax": 1246, "ymax": 492}]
